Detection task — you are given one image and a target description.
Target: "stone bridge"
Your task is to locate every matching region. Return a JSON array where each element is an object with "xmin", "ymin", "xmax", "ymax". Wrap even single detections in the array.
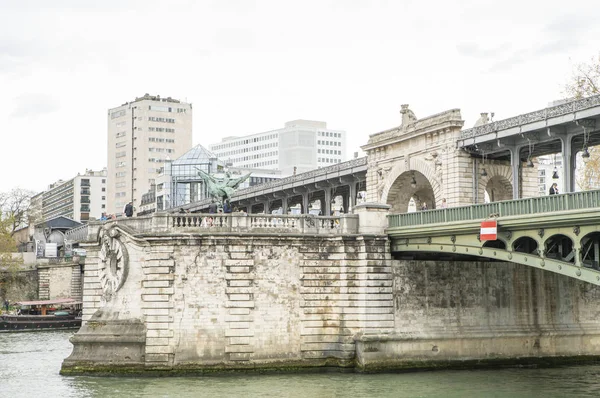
[{"xmin": 61, "ymin": 96, "xmax": 600, "ymax": 375}]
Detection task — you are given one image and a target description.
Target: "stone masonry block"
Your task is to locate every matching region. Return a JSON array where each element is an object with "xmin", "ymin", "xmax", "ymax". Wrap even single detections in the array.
[
  {"xmin": 146, "ymin": 337, "xmax": 171, "ymax": 346},
  {"xmin": 147, "ymin": 329, "xmax": 174, "ymax": 338},
  {"xmin": 143, "ymin": 287, "xmax": 175, "ymax": 295},
  {"xmin": 229, "ymin": 337, "xmax": 251, "ymax": 345},
  {"xmin": 227, "ymin": 266, "xmax": 252, "ymax": 273},
  {"xmin": 145, "ymin": 345, "xmax": 175, "ymax": 354},
  {"xmin": 229, "ymin": 308, "xmax": 251, "ymax": 315},
  {"xmin": 227, "ymin": 294, "xmax": 251, "ymax": 301}
]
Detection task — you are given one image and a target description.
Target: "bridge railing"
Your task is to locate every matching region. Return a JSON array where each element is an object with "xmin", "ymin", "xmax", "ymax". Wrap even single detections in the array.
[
  {"xmin": 388, "ymin": 190, "xmax": 600, "ymax": 228},
  {"xmin": 169, "ymin": 213, "xmax": 352, "ymax": 234},
  {"xmin": 87, "ymin": 212, "xmax": 359, "ymax": 237},
  {"xmin": 65, "ymin": 224, "xmax": 89, "ymax": 243}
]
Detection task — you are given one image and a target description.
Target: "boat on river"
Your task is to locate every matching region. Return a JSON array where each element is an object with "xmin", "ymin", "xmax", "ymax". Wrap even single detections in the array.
[{"xmin": 0, "ymin": 298, "xmax": 82, "ymax": 332}]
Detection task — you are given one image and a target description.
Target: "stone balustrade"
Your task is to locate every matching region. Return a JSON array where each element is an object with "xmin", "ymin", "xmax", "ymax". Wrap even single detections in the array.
[{"xmin": 84, "ymin": 212, "xmax": 360, "ymax": 240}]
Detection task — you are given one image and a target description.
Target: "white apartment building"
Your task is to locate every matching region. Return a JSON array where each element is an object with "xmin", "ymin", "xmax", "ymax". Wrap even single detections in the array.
[
  {"xmin": 208, "ymin": 120, "xmax": 346, "ymax": 176},
  {"xmin": 107, "ymin": 94, "xmax": 192, "ymax": 215},
  {"xmin": 31, "ymin": 169, "xmax": 107, "ymax": 223}
]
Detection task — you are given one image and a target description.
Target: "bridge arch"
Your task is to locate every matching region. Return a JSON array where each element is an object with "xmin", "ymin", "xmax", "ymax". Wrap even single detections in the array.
[
  {"xmin": 544, "ymin": 234, "xmax": 575, "ymax": 264},
  {"xmin": 482, "ymin": 239, "xmax": 507, "ymax": 249},
  {"xmin": 381, "ymin": 157, "xmax": 442, "ymax": 213},
  {"xmin": 478, "ymin": 163, "xmax": 512, "ymax": 203},
  {"xmin": 513, "ymin": 236, "xmax": 539, "ymax": 255},
  {"xmin": 580, "ymin": 232, "xmax": 600, "ymax": 269}
]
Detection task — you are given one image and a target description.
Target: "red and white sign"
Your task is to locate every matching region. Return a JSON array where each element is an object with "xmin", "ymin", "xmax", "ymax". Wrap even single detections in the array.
[{"xmin": 480, "ymin": 220, "xmax": 497, "ymax": 241}]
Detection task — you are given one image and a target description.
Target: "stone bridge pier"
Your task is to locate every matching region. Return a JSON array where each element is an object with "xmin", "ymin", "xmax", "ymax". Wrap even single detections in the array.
[
  {"xmin": 61, "ymin": 212, "xmax": 600, "ymax": 375},
  {"xmin": 361, "ymin": 105, "xmax": 538, "ymax": 212}
]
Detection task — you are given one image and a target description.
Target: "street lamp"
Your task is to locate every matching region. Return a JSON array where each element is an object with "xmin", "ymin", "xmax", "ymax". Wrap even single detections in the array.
[{"xmin": 582, "ymin": 146, "xmax": 591, "ymax": 163}]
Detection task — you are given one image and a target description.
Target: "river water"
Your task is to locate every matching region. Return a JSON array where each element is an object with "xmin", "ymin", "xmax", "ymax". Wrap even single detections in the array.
[{"xmin": 2, "ymin": 330, "xmax": 600, "ymax": 398}]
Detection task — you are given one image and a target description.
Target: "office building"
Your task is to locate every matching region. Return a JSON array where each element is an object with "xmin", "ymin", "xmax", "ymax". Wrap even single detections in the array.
[
  {"xmin": 208, "ymin": 120, "xmax": 346, "ymax": 176},
  {"xmin": 30, "ymin": 168, "xmax": 107, "ymax": 223},
  {"xmin": 107, "ymin": 94, "xmax": 192, "ymax": 215}
]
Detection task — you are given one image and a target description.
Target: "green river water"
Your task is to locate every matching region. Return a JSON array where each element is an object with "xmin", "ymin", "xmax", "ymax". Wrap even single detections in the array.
[{"xmin": 2, "ymin": 330, "xmax": 600, "ymax": 397}]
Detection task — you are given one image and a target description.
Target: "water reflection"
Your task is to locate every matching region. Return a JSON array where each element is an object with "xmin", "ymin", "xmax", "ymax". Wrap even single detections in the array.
[{"xmin": 2, "ymin": 330, "xmax": 600, "ymax": 398}]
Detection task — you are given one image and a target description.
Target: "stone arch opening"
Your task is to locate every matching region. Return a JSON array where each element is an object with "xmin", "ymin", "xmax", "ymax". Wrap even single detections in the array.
[
  {"xmin": 581, "ymin": 232, "xmax": 600, "ymax": 269},
  {"xmin": 484, "ymin": 175, "xmax": 513, "ymax": 203},
  {"xmin": 385, "ymin": 171, "xmax": 436, "ymax": 213},
  {"xmin": 513, "ymin": 236, "xmax": 538, "ymax": 254},
  {"xmin": 483, "ymin": 240, "xmax": 506, "ymax": 249},
  {"xmin": 545, "ymin": 234, "xmax": 575, "ymax": 263}
]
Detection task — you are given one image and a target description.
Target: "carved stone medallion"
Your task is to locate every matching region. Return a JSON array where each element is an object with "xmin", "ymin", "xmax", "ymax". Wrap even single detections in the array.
[{"xmin": 98, "ymin": 227, "xmax": 129, "ymax": 299}]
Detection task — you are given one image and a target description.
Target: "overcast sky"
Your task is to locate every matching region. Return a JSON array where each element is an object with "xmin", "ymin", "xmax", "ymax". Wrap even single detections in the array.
[{"xmin": 1, "ymin": 0, "xmax": 598, "ymax": 194}]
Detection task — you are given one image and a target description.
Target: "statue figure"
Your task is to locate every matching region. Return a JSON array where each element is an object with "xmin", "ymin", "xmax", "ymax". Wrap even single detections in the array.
[{"xmin": 195, "ymin": 167, "xmax": 251, "ymax": 206}]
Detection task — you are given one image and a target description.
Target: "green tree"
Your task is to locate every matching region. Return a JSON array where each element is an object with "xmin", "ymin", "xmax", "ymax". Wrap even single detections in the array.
[
  {"xmin": 0, "ymin": 188, "xmax": 35, "ymax": 235},
  {"xmin": 0, "ymin": 211, "xmax": 24, "ymax": 304},
  {"xmin": 565, "ymin": 53, "xmax": 600, "ymax": 190}
]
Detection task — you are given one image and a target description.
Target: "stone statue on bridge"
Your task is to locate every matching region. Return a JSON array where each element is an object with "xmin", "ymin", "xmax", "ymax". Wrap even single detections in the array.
[{"xmin": 195, "ymin": 167, "xmax": 251, "ymax": 206}]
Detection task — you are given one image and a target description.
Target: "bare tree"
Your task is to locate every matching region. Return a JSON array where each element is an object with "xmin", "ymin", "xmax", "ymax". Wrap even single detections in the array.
[
  {"xmin": 0, "ymin": 188, "xmax": 35, "ymax": 236},
  {"xmin": 565, "ymin": 53, "xmax": 600, "ymax": 190},
  {"xmin": 565, "ymin": 53, "xmax": 600, "ymax": 99}
]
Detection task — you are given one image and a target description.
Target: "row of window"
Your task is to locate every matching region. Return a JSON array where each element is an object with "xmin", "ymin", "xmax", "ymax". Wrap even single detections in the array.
[
  {"xmin": 148, "ymin": 116, "xmax": 175, "ymax": 123},
  {"xmin": 116, "ymin": 142, "xmax": 126, "ymax": 148},
  {"xmin": 318, "ymin": 131, "xmax": 342, "ymax": 138},
  {"xmin": 148, "ymin": 127, "xmax": 175, "ymax": 133},
  {"xmin": 116, "ymin": 151, "xmax": 127, "ymax": 158},
  {"xmin": 229, "ymin": 151, "xmax": 278, "ymax": 164},
  {"xmin": 116, "ymin": 131, "xmax": 126, "ymax": 138},
  {"xmin": 212, "ymin": 133, "xmax": 278, "ymax": 151},
  {"xmin": 318, "ymin": 140, "xmax": 341, "ymax": 146},
  {"xmin": 116, "ymin": 161, "xmax": 126, "ymax": 168},
  {"xmin": 111, "ymin": 110, "xmax": 126, "ymax": 119},
  {"xmin": 115, "ymin": 192, "xmax": 126, "ymax": 197},
  {"xmin": 215, "ymin": 142, "xmax": 278, "ymax": 158},
  {"xmin": 116, "ymin": 172, "xmax": 126, "ymax": 177},
  {"xmin": 318, "ymin": 158, "xmax": 342, "ymax": 164},
  {"xmin": 148, "ymin": 158, "xmax": 167, "ymax": 163},
  {"xmin": 148, "ymin": 105, "xmax": 187, "ymax": 113},
  {"xmin": 149, "ymin": 148, "xmax": 175, "ymax": 153},
  {"xmin": 318, "ymin": 149, "xmax": 341, "ymax": 155},
  {"xmin": 149, "ymin": 137, "xmax": 175, "ymax": 143},
  {"xmin": 240, "ymin": 160, "xmax": 278, "ymax": 168}
]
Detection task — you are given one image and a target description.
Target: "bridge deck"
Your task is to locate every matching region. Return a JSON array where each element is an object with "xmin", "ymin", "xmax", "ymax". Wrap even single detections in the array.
[{"xmin": 388, "ymin": 189, "xmax": 600, "ymax": 228}]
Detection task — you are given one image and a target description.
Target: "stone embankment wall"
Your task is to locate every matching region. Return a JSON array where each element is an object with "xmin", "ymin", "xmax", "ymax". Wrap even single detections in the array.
[
  {"xmin": 356, "ymin": 260, "xmax": 600, "ymax": 370},
  {"xmin": 64, "ymin": 229, "xmax": 393, "ymax": 374},
  {"xmin": 63, "ymin": 227, "xmax": 600, "ymax": 374}
]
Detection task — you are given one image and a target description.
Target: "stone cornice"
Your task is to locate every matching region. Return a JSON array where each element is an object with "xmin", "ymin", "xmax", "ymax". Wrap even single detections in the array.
[{"xmin": 362, "ymin": 109, "xmax": 463, "ymax": 151}]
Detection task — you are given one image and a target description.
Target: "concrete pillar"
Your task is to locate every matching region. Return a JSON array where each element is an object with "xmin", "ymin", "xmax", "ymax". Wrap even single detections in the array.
[
  {"xmin": 282, "ymin": 196, "xmax": 288, "ymax": 215},
  {"xmin": 324, "ymin": 189, "xmax": 332, "ymax": 216},
  {"xmin": 509, "ymin": 146, "xmax": 520, "ymax": 199},
  {"xmin": 348, "ymin": 182, "xmax": 356, "ymax": 212},
  {"xmin": 302, "ymin": 192, "xmax": 309, "ymax": 214},
  {"xmin": 561, "ymin": 135, "xmax": 573, "ymax": 193}
]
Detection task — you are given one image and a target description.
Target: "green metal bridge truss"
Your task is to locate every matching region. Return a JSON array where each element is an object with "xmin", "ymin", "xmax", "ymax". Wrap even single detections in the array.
[{"xmin": 387, "ymin": 190, "xmax": 600, "ymax": 286}]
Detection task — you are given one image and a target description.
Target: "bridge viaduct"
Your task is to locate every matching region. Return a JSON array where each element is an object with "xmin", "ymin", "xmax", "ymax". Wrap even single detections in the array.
[{"xmin": 62, "ymin": 95, "xmax": 600, "ymax": 375}]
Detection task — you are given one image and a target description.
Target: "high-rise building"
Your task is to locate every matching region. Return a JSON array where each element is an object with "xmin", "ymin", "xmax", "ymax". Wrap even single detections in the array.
[
  {"xmin": 30, "ymin": 168, "xmax": 107, "ymax": 223},
  {"xmin": 208, "ymin": 120, "xmax": 346, "ymax": 176},
  {"xmin": 107, "ymin": 94, "xmax": 192, "ymax": 215}
]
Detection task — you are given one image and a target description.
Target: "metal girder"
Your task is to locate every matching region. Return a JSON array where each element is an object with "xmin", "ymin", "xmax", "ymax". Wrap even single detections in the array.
[{"xmin": 391, "ymin": 241, "xmax": 600, "ymax": 286}]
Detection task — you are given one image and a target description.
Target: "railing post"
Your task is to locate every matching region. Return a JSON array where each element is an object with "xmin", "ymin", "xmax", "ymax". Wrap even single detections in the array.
[{"xmin": 152, "ymin": 212, "xmax": 170, "ymax": 233}]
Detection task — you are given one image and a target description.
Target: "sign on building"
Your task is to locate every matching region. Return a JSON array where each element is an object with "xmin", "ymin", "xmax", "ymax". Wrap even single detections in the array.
[{"xmin": 45, "ymin": 243, "xmax": 58, "ymax": 258}]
